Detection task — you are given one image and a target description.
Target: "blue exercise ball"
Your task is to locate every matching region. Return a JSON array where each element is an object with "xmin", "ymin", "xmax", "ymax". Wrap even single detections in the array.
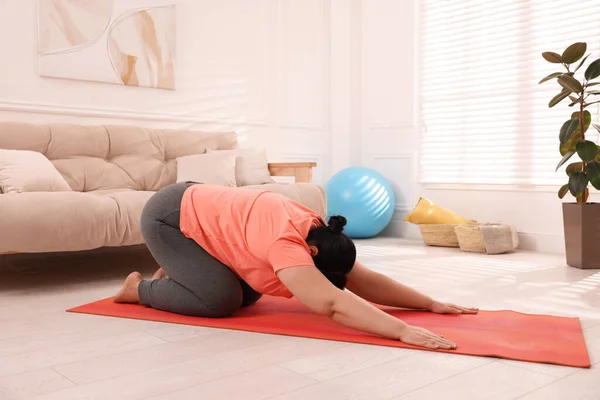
[{"xmin": 325, "ymin": 166, "xmax": 396, "ymax": 238}]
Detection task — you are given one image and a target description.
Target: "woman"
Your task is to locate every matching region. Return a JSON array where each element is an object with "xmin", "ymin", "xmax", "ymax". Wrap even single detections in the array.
[{"xmin": 115, "ymin": 182, "xmax": 478, "ymax": 349}]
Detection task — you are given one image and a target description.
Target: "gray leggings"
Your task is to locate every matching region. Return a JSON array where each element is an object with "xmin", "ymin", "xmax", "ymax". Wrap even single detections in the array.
[{"xmin": 138, "ymin": 182, "xmax": 262, "ymax": 318}]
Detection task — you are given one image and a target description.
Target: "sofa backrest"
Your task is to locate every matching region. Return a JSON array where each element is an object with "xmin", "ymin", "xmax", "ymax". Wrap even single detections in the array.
[{"xmin": 0, "ymin": 122, "xmax": 238, "ymax": 191}]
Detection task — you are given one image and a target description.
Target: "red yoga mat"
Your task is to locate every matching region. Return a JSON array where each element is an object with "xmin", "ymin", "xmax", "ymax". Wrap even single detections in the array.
[{"xmin": 68, "ymin": 296, "xmax": 591, "ymax": 368}]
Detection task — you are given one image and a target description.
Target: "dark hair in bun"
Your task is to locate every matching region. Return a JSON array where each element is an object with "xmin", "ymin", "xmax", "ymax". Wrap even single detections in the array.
[
  {"xmin": 327, "ymin": 216, "xmax": 347, "ymax": 234},
  {"xmin": 306, "ymin": 215, "xmax": 356, "ymax": 290}
]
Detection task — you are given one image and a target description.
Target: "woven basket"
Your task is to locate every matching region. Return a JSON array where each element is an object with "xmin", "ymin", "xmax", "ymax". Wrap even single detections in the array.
[
  {"xmin": 454, "ymin": 223, "xmax": 518, "ymax": 254},
  {"xmin": 454, "ymin": 224, "xmax": 486, "ymax": 253},
  {"xmin": 419, "ymin": 224, "xmax": 459, "ymax": 247}
]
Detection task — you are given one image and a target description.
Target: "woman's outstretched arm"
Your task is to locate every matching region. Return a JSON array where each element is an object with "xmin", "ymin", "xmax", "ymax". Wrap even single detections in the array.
[
  {"xmin": 277, "ymin": 266, "xmax": 457, "ymax": 349},
  {"xmin": 345, "ymin": 261, "xmax": 478, "ymax": 314}
]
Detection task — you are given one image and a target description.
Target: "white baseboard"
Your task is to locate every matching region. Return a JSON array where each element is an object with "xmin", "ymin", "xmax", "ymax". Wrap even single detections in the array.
[{"xmin": 517, "ymin": 231, "xmax": 565, "ymax": 254}]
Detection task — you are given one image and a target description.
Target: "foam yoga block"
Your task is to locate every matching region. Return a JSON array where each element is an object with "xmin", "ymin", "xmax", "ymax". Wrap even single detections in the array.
[{"xmin": 69, "ymin": 296, "xmax": 591, "ymax": 368}]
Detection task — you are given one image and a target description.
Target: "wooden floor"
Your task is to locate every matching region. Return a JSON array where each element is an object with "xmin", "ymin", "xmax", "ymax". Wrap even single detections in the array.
[{"xmin": 1, "ymin": 239, "xmax": 599, "ymax": 400}]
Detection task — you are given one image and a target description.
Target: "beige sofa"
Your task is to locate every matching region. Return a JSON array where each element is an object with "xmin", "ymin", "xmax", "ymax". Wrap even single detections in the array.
[{"xmin": 0, "ymin": 122, "xmax": 326, "ymax": 255}]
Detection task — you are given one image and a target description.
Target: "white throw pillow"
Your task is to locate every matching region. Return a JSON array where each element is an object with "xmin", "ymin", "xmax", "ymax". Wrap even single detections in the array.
[
  {"xmin": 207, "ymin": 148, "xmax": 275, "ymax": 186},
  {"xmin": 176, "ymin": 152, "xmax": 237, "ymax": 187},
  {"xmin": 0, "ymin": 149, "xmax": 72, "ymax": 193}
]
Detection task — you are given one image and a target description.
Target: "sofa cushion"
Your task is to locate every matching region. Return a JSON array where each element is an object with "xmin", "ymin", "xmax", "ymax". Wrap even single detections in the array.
[
  {"xmin": 0, "ymin": 190, "xmax": 155, "ymax": 253},
  {"xmin": 0, "ymin": 123, "xmax": 238, "ymax": 192},
  {"xmin": 207, "ymin": 148, "xmax": 275, "ymax": 186},
  {"xmin": 176, "ymin": 152, "xmax": 237, "ymax": 187},
  {"xmin": 0, "ymin": 149, "xmax": 72, "ymax": 193}
]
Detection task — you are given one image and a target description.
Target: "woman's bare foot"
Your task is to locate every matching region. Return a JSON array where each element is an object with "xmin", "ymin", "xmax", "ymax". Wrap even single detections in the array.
[
  {"xmin": 113, "ymin": 272, "xmax": 143, "ymax": 303},
  {"xmin": 152, "ymin": 267, "xmax": 168, "ymax": 280}
]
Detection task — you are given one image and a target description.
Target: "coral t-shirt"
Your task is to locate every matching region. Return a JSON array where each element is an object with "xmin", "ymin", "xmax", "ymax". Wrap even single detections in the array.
[{"xmin": 179, "ymin": 185, "xmax": 322, "ymax": 298}]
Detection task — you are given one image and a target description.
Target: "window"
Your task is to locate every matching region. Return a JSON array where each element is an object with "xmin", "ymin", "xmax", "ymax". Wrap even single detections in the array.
[{"xmin": 419, "ymin": 0, "xmax": 600, "ymax": 185}]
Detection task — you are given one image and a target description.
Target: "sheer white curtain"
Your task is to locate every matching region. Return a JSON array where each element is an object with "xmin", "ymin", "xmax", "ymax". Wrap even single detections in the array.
[{"xmin": 419, "ymin": 0, "xmax": 600, "ymax": 185}]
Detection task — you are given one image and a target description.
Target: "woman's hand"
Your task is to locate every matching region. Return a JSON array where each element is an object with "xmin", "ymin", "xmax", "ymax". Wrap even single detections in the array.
[
  {"xmin": 429, "ymin": 301, "xmax": 478, "ymax": 315},
  {"xmin": 398, "ymin": 325, "xmax": 457, "ymax": 349}
]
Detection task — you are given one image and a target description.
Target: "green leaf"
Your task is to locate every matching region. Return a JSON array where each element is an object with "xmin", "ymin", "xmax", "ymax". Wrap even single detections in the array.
[
  {"xmin": 560, "ymin": 110, "xmax": 591, "ymax": 155},
  {"xmin": 556, "ymin": 150, "xmax": 576, "ymax": 171},
  {"xmin": 558, "ymin": 75, "xmax": 583, "ymax": 93},
  {"xmin": 587, "ymin": 161, "xmax": 600, "ymax": 190},
  {"xmin": 569, "ymin": 172, "xmax": 589, "ymax": 197},
  {"xmin": 584, "ymin": 58, "xmax": 600, "ymax": 80},
  {"xmin": 560, "ymin": 119, "xmax": 579, "ymax": 144},
  {"xmin": 568, "ymin": 94, "xmax": 580, "ymax": 107},
  {"xmin": 576, "ymin": 188, "xmax": 589, "ymax": 204},
  {"xmin": 597, "ymin": 146, "xmax": 600, "ymax": 162},
  {"xmin": 566, "ymin": 162, "xmax": 583, "ymax": 176},
  {"xmin": 543, "ymin": 52, "xmax": 563, "ymax": 64},
  {"xmin": 574, "ymin": 54, "xmax": 591, "ymax": 73},
  {"xmin": 573, "ymin": 110, "xmax": 592, "ymax": 133},
  {"xmin": 558, "ymin": 184, "xmax": 570, "ymax": 199},
  {"xmin": 549, "ymin": 89, "xmax": 571, "ymax": 107},
  {"xmin": 576, "ymin": 140, "xmax": 599, "ymax": 162},
  {"xmin": 562, "ymin": 42, "xmax": 587, "ymax": 64},
  {"xmin": 539, "ymin": 72, "xmax": 563, "ymax": 84},
  {"xmin": 559, "ymin": 119, "xmax": 572, "ymax": 143},
  {"xmin": 570, "ymin": 110, "xmax": 592, "ymax": 137},
  {"xmin": 560, "ymin": 138, "xmax": 579, "ymax": 156}
]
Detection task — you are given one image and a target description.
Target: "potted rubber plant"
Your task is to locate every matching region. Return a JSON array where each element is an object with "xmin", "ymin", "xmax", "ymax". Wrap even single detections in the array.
[{"xmin": 540, "ymin": 42, "xmax": 600, "ymax": 269}]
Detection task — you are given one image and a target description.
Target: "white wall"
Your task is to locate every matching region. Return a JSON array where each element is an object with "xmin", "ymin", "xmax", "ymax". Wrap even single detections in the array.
[
  {"xmin": 352, "ymin": 0, "xmax": 421, "ymax": 239},
  {"xmin": 0, "ymin": 0, "xmax": 580, "ymax": 252},
  {"xmin": 0, "ymin": 0, "xmax": 331, "ymax": 185},
  {"xmin": 354, "ymin": 0, "xmax": 599, "ymax": 253}
]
